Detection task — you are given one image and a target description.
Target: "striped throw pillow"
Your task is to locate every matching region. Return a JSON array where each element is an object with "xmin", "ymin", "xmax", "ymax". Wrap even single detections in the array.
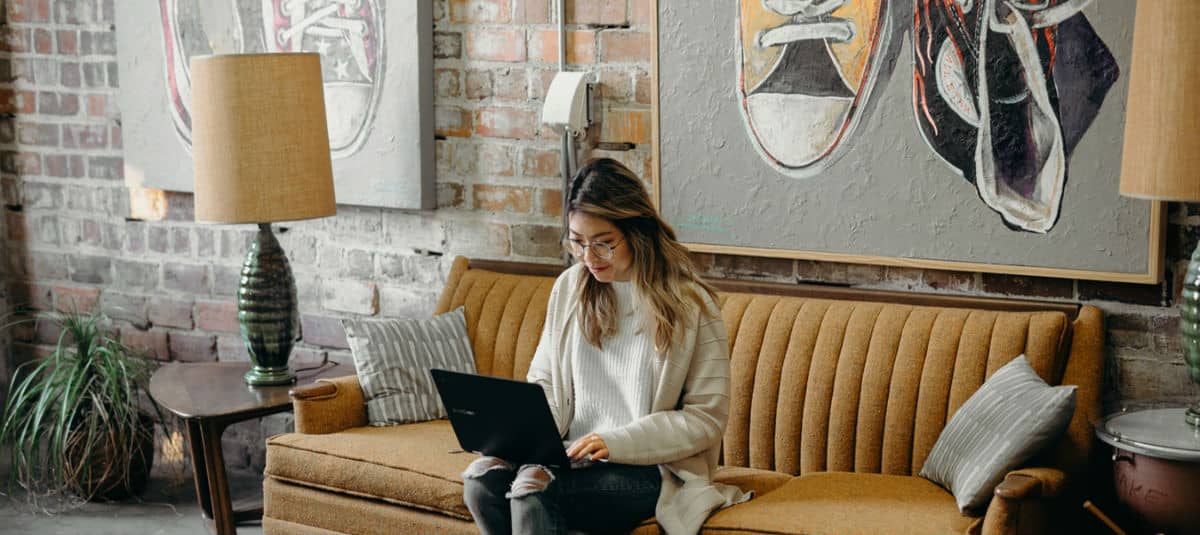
[
  {"xmin": 343, "ymin": 307, "xmax": 476, "ymax": 426},
  {"xmin": 920, "ymin": 355, "xmax": 1076, "ymax": 512}
]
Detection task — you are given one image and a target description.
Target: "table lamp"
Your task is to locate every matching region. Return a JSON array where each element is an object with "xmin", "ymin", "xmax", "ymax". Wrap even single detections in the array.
[
  {"xmin": 1118, "ymin": 1, "xmax": 1200, "ymax": 424},
  {"xmin": 191, "ymin": 53, "xmax": 336, "ymax": 385}
]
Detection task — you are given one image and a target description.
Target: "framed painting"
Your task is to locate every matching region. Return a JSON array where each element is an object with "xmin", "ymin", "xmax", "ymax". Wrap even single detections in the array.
[
  {"xmin": 115, "ymin": 0, "xmax": 434, "ymax": 210},
  {"xmin": 653, "ymin": 0, "xmax": 1163, "ymax": 283}
]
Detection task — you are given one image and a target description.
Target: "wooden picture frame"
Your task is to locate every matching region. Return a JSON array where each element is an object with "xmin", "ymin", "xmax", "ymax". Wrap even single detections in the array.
[{"xmin": 651, "ymin": 1, "xmax": 1164, "ymax": 284}]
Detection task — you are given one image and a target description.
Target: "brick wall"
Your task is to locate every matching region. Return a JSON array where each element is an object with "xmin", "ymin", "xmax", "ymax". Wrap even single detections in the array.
[{"xmin": 0, "ymin": 0, "xmax": 1195, "ymax": 473}]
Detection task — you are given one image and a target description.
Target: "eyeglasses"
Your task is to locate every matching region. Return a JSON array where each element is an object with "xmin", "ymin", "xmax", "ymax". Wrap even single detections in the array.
[{"xmin": 563, "ymin": 238, "xmax": 623, "ymax": 260}]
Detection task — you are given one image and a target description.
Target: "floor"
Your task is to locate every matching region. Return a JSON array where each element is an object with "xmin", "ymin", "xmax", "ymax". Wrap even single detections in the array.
[{"xmin": 0, "ymin": 468, "xmax": 266, "ymax": 535}]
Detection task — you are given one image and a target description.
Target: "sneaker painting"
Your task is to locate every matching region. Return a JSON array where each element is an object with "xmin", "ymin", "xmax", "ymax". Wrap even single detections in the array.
[
  {"xmin": 912, "ymin": 0, "xmax": 1118, "ymax": 233},
  {"xmin": 158, "ymin": 0, "xmax": 383, "ymax": 159},
  {"xmin": 264, "ymin": 0, "xmax": 384, "ymax": 158},
  {"xmin": 738, "ymin": 0, "xmax": 897, "ymax": 177}
]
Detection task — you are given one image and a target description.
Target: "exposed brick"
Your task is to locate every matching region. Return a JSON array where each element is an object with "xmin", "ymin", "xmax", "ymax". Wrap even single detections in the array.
[
  {"xmin": 148, "ymin": 297, "xmax": 193, "ymax": 329},
  {"xmin": 3, "ymin": 28, "xmax": 31, "ymax": 54},
  {"xmin": 466, "ymin": 29, "xmax": 526, "ymax": 62},
  {"xmin": 120, "ymin": 328, "xmax": 169, "ymax": 361},
  {"xmin": 446, "ymin": 220, "xmax": 510, "ymax": 257},
  {"xmin": 172, "ymin": 227, "xmax": 191, "ymax": 255},
  {"xmin": 196, "ymin": 228, "xmax": 215, "ymax": 258},
  {"xmin": 59, "ymin": 62, "xmax": 80, "ymax": 87},
  {"xmin": 24, "ymin": 250, "xmax": 69, "ymax": 280},
  {"xmin": 163, "ymin": 263, "xmax": 209, "ymax": 294},
  {"xmin": 493, "ymin": 68, "xmax": 528, "ymax": 102},
  {"xmin": 465, "ymin": 69, "xmax": 491, "ymax": 100},
  {"xmin": 438, "ymin": 182, "xmax": 465, "ymax": 209},
  {"xmin": 713, "ymin": 255, "xmax": 795, "ymax": 281},
  {"xmin": 474, "ymin": 184, "xmax": 533, "ymax": 213},
  {"xmin": 434, "ymin": 68, "xmax": 461, "ymax": 98},
  {"xmin": 100, "ymin": 292, "xmax": 148, "ymax": 328},
  {"xmin": 196, "ymin": 300, "xmax": 239, "ymax": 333},
  {"xmin": 34, "ymin": 28, "xmax": 52, "ymax": 54},
  {"xmin": 630, "ymin": 0, "xmax": 652, "ymax": 24},
  {"xmin": 379, "ymin": 286, "xmax": 439, "ymax": 318},
  {"xmin": 599, "ymin": 30, "xmax": 650, "ymax": 63},
  {"xmin": 566, "ymin": 0, "xmax": 626, "ymax": 25},
  {"xmin": 53, "ymin": 285, "xmax": 99, "ymax": 313},
  {"xmin": 598, "ymin": 69, "xmax": 632, "ymax": 102},
  {"xmin": 325, "ymin": 206, "xmax": 383, "ymax": 237},
  {"xmin": 435, "ymin": 106, "xmax": 473, "ymax": 138},
  {"xmin": 211, "ymin": 264, "xmax": 241, "ymax": 298},
  {"xmin": 87, "ymin": 155, "xmax": 122, "ymax": 179},
  {"xmin": 345, "ymin": 249, "xmax": 375, "ymax": 278},
  {"xmin": 300, "ymin": 314, "xmax": 349, "ymax": 349},
  {"xmin": 475, "ymin": 107, "xmax": 537, "ymax": 139},
  {"xmin": 433, "ymin": 31, "xmax": 462, "ymax": 59},
  {"xmin": 147, "ymin": 226, "xmax": 169, "ymax": 253},
  {"xmin": 450, "ymin": 0, "xmax": 511, "ymax": 22},
  {"xmin": 113, "ymin": 259, "xmax": 159, "ymax": 291},
  {"xmin": 169, "ymin": 332, "xmax": 217, "ymax": 362},
  {"xmin": 634, "ymin": 68, "xmax": 652, "ymax": 104},
  {"xmin": 17, "ymin": 122, "xmax": 59, "ymax": 146},
  {"xmin": 219, "ymin": 229, "xmax": 254, "ymax": 259},
  {"xmin": 79, "ymin": 30, "xmax": 116, "ymax": 55},
  {"xmin": 981, "ymin": 274, "xmax": 1075, "ymax": 299},
  {"xmin": 528, "ymin": 68, "xmax": 557, "ymax": 100},
  {"xmin": 57, "ymin": 30, "xmax": 77, "ymax": 54},
  {"xmin": 81, "ymin": 62, "xmax": 104, "ymax": 86},
  {"xmin": 8, "ymin": 0, "xmax": 51, "ymax": 22},
  {"xmin": 21, "ymin": 181, "xmax": 61, "ymax": 209},
  {"xmin": 599, "ymin": 108, "xmax": 651, "ymax": 144},
  {"xmin": 478, "ymin": 143, "xmax": 516, "ymax": 176},
  {"xmin": 37, "ymin": 92, "xmax": 78, "ymax": 115},
  {"xmin": 529, "ymin": 29, "xmax": 597, "ymax": 64},
  {"xmin": 217, "ymin": 336, "xmax": 250, "ymax": 362},
  {"xmin": 514, "ymin": 0, "xmax": 549, "ymax": 23},
  {"xmin": 44, "ymin": 154, "xmax": 85, "ymax": 177},
  {"xmin": 322, "ymin": 279, "xmax": 378, "ymax": 315},
  {"xmin": 9, "ymin": 282, "xmax": 53, "ymax": 311},
  {"xmin": 165, "ymin": 191, "xmax": 195, "ymax": 221},
  {"xmin": 540, "ymin": 189, "xmax": 563, "ymax": 217},
  {"xmin": 523, "ymin": 148, "xmax": 561, "ymax": 177},
  {"xmin": 69, "ymin": 255, "xmax": 112, "ymax": 284},
  {"xmin": 511, "ymin": 224, "xmax": 562, "ymax": 258},
  {"xmin": 922, "ymin": 270, "xmax": 976, "ymax": 292},
  {"xmin": 61, "ymin": 123, "xmax": 107, "ymax": 149}
]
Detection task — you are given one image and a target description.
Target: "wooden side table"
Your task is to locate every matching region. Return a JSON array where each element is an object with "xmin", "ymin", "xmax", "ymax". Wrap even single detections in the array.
[
  {"xmin": 1096, "ymin": 406, "xmax": 1200, "ymax": 535},
  {"xmin": 149, "ymin": 361, "xmax": 352, "ymax": 535}
]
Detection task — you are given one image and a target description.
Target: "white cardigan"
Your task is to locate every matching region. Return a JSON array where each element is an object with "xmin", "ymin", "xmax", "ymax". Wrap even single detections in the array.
[{"xmin": 527, "ymin": 264, "xmax": 750, "ymax": 534}]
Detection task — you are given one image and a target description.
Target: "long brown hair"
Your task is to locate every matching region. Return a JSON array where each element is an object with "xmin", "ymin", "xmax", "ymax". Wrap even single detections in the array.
[{"xmin": 567, "ymin": 158, "xmax": 718, "ymax": 353}]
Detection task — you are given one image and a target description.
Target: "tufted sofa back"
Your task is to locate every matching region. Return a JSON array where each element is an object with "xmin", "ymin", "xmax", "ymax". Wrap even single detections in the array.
[{"xmin": 434, "ymin": 257, "xmax": 1103, "ymax": 479}]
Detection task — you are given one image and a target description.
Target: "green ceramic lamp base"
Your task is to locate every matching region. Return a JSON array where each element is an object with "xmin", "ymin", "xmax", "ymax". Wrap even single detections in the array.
[
  {"xmin": 239, "ymin": 223, "xmax": 299, "ymax": 387},
  {"xmin": 1183, "ymin": 244, "xmax": 1200, "ymax": 427}
]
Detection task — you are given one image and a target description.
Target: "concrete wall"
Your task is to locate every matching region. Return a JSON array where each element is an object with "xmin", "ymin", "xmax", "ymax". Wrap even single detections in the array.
[{"xmin": 0, "ymin": 0, "xmax": 1194, "ymax": 473}]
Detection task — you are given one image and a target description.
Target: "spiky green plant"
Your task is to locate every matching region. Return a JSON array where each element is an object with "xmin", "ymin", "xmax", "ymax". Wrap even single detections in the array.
[{"xmin": 0, "ymin": 309, "xmax": 159, "ymax": 509}]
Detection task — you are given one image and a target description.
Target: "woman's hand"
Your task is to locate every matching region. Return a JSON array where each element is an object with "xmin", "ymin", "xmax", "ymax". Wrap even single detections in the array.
[{"xmin": 566, "ymin": 432, "xmax": 610, "ymax": 462}]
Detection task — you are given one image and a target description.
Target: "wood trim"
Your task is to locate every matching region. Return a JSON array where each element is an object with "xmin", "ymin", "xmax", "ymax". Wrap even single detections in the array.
[
  {"xmin": 468, "ymin": 258, "xmax": 566, "ymax": 278},
  {"xmin": 709, "ymin": 279, "xmax": 1080, "ymax": 318},
  {"xmin": 649, "ymin": 2, "xmax": 1165, "ymax": 285},
  {"xmin": 464, "ymin": 258, "xmax": 1081, "ymax": 318}
]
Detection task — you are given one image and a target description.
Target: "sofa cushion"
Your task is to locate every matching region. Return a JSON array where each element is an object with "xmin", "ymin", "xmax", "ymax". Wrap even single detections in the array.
[
  {"xmin": 920, "ymin": 355, "xmax": 1077, "ymax": 512},
  {"xmin": 702, "ymin": 472, "xmax": 981, "ymax": 535},
  {"xmin": 343, "ymin": 308, "xmax": 476, "ymax": 425},
  {"xmin": 630, "ymin": 466, "xmax": 793, "ymax": 534},
  {"xmin": 265, "ymin": 420, "xmax": 473, "ymax": 520}
]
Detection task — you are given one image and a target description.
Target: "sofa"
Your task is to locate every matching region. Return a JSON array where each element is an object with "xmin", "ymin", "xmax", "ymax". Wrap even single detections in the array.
[{"xmin": 262, "ymin": 256, "xmax": 1104, "ymax": 535}]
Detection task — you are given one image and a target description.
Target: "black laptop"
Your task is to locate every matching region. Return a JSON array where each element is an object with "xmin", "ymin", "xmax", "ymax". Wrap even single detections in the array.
[{"xmin": 430, "ymin": 368, "xmax": 572, "ymax": 470}]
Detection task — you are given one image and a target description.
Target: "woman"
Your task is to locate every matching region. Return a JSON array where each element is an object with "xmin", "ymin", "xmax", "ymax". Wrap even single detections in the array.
[{"xmin": 461, "ymin": 158, "xmax": 749, "ymax": 535}]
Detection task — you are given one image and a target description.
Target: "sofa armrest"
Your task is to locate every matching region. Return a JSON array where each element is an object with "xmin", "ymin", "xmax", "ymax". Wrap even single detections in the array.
[
  {"xmin": 289, "ymin": 374, "xmax": 368, "ymax": 434},
  {"xmin": 993, "ymin": 467, "xmax": 1067, "ymax": 500},
  {"xmin": 981, "ymin": 467, "xmax": 1067, "ymax": 535}
]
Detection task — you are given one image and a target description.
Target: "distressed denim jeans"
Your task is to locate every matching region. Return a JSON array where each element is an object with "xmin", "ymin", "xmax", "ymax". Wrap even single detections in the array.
[{"xmin": 462, "ymin": 457, "xmax": 661, "ymax": 535}]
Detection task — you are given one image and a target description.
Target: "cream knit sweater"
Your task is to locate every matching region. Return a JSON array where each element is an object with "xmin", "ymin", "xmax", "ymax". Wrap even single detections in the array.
[{"xmin": 527, "ymin": 263, "xmax": 750, "ymax": 534}]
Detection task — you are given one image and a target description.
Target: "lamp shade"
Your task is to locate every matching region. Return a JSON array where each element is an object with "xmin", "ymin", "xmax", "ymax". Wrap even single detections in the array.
[
  {"xmin": 191, "ymin": 53, "xmax": 336, "ymax": 223},
  {"xmin": 1119, "ymin": 1, "xmax": 1200, "ymax": 202}
]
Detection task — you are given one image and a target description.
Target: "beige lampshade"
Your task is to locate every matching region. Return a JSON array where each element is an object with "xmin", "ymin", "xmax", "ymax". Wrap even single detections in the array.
[
  {"xmin": 1119, "ymin": 0, "xmax": 1200, "ymax": 202},
  {"xmin": 191, "ymin": 53, "xmax": 336, "ymax": 223}
]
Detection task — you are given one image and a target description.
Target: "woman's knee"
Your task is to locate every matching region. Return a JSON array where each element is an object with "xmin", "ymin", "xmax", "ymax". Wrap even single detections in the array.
[
  {"xmin": 507, "ymin": 464, "xmax": 555, "ymax": 499},
  {"xmin": 462, "ymin": 456, "xmax": 515, "ymax": 506}
]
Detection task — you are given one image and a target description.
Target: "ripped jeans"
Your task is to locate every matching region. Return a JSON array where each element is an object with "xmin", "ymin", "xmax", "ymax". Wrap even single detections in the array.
[{"xmin": 462, "ymin": 456, "xmax": 661, "ymax": 535}]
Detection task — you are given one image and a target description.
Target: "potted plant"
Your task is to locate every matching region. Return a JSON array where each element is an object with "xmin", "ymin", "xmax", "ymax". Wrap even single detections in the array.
[{"xmin": 1, "ymin": 309, "xmax": 159, "ymax": 506}]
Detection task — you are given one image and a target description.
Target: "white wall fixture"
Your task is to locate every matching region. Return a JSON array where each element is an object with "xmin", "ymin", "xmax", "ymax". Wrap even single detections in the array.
[{"xmin": 542, "ymin": 71, "xmax": 592, "ymax": 136}]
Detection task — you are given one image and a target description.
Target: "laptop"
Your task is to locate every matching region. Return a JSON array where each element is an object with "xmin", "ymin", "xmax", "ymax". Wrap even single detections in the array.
[{"xmin": 430, "ymin": 368, "xmax": 572, "ymax": 470}]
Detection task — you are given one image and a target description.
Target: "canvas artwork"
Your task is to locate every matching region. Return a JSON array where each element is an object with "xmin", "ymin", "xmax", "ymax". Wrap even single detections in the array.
[
  {"xmin": 657, "ymin": 0, "xmax": 1160, "ymax": 282},
  {"xmin": 115, "ymin": 0, "xmax": 433, "ymax": 209}
]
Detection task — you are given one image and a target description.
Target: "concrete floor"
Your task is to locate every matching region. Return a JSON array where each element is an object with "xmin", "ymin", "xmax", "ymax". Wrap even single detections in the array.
[{"xmin": 0, "ymin": 469, "xmax": 266, "ymax": 535}]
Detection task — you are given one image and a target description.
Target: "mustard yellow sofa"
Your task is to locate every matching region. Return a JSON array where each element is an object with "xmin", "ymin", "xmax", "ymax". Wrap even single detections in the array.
[{"xmin": 262, "ymin": 257, "xmax": 1104, "ymax": 535}]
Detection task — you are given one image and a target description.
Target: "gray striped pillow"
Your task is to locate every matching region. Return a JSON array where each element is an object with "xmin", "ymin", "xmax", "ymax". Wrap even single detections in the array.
[
  {"xmin": 920, "ymin": 355, "xmax": 1076, "ymax": 512},
  {"xmin": 342, "ymin": 307, "xmax": 476, "ymax": 426}
]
